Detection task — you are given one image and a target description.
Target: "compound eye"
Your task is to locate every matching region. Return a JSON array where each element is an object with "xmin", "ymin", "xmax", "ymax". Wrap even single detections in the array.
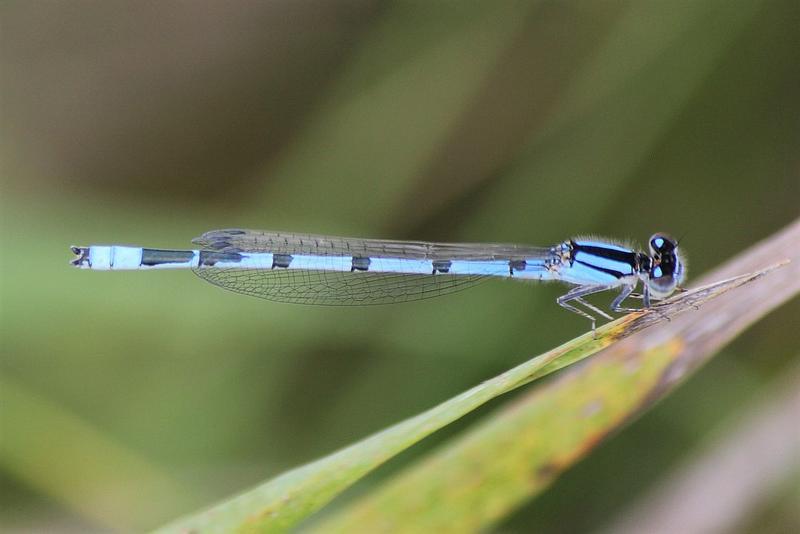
[
  {"xmin": 649, "ymin": 233, "xmax": 676, "ymax": 255},
  {"xmin": 648, "ymin": 265, "xmax": 677, "ymax": 297}
]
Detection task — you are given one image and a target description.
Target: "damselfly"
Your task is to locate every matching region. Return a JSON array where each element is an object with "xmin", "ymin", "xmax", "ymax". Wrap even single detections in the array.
[{"xmin": 71, "ymin": 229, "xmax": 686, "ymax": 330}]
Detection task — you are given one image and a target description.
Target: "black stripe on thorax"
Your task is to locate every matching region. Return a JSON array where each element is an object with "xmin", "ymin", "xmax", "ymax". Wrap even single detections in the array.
[
  {"xmin": 570, "ymin": 241, "xmax": 638, "ymax": 265},
  {"xmin": 573, "ymin": 259, "xmax": 627, "ymax": 279}
]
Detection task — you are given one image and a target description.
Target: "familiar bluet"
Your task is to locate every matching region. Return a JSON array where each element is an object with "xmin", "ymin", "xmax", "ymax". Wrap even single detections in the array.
[{"xmin": 71, "ymin": 229, "xmax": 686, "ymax": 330}]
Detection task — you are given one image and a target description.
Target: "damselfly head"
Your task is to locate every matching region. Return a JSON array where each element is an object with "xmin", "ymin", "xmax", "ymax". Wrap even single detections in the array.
[{"xmin": 645, "ymin": 233, "xmax": 686, "ymax": 298}]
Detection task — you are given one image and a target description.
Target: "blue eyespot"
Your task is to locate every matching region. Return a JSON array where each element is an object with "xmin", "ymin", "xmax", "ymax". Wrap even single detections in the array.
[
  {"xmin": 653, "ymin": 266, "xmax": 663, "ymax": 277},
  {"xmin": 654, "ymin": 237, "xmax": 664, "ymax": 248}
]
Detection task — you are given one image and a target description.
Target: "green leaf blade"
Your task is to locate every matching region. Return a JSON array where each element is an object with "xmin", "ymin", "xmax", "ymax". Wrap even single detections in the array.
[
  {"xmin": 154, "ymin": 259, "xmax": 781, "ymax": 533},
  {"xmin": 312, "ymin": 222, "xmax": 799, "ymax": 532}
]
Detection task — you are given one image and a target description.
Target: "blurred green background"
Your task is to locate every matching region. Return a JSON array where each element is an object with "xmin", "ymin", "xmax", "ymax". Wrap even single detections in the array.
[{"xmin": 1, "ymin": 1, "xmax": 798, "ymax": 532}]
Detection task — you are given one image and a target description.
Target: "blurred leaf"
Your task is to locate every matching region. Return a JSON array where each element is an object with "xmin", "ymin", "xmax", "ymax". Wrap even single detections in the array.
[
  {"xmin": 313, "ymin": 221, "xmax": 799, "ymax": 532},
  {"xmin": 604, "ymin": 362, "xmax": 800, "ymax": 534},
  {"xmin": 251, "ymin": 1, "xmax": 535, "ymax": 230},
  {"xmin": 462, "ymin": 0, "xmax": 764, "ymax": 243},
  {"xmin": 0, "ymin": 376, "xmax": 191, "ymax": 531},
  {"xmin": 155, "ymin": 261, "xmax": 778, "ymax": 533}
]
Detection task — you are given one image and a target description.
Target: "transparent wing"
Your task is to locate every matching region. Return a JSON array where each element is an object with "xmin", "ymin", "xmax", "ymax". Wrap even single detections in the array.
[
  {"xmin": 192, "ymin": 228, "xmax": 551, "ymax": 261},
  {"xmin": 192, "ymin": 266, "xmax": 488, "ymax": 305},
  {"xmin": 190, "ymin": 228, "xmax": 550, "ymax": 305}
]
